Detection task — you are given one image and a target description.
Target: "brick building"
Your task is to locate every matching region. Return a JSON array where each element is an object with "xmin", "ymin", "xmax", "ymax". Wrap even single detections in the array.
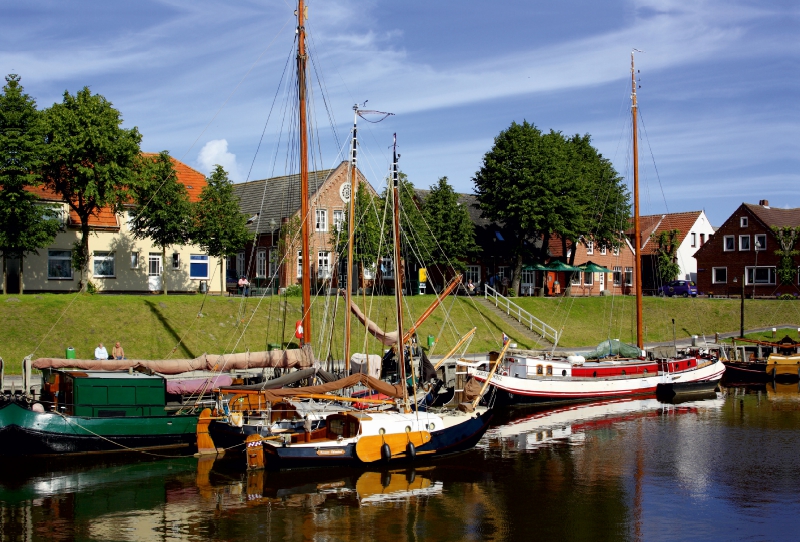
[
  {"xmin": 546, "ymin": 235, "xmax": 637, "ymax": 296},
  {"xmin": 231, "ymin": 161, "xmax": 374, "ymax": 291},
  {"xmin": 694, "ymin": 201, "xmax": 800, "ymax": 297}
]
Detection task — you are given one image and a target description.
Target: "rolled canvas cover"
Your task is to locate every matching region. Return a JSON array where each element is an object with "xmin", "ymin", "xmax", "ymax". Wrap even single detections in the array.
[
  {"xmin": 32, "ymin": 345, "xmax": 315, "ymax": 375},
  {"xmin": 350, "ymin": 353, "xmax": 382, "ymax": 379}
]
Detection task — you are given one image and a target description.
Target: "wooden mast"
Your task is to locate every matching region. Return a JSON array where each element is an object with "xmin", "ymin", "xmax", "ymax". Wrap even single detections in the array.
[
  {"xmin": 390, "ymin": 134, "xmax": 409, "ymax": 410},
  {"xmin": 344, "ymin": 105, "xmax": 358, "ymax": 368},
  {"xmin": 298, "ymin": 0, "xmax": 311, "ymax": 346},
  {"xmin": 631, "ymin": 50, "xmax": 643, "ymax": 350}
]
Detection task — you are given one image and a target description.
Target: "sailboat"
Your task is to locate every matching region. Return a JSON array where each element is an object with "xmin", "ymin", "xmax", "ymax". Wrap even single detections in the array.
[
  {"xmin": 205, "ymin": 2, "xmax": 499, "ymax": 470},
  {"xmin": 471, "ymin": 51, "xmax": 724, "ymax": 406}
]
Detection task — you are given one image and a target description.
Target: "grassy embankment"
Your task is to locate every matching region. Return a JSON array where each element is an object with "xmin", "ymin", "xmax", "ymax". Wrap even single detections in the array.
[{"xmin": 1, "ymin": 293, "xmax": 798, "ymax": 373}]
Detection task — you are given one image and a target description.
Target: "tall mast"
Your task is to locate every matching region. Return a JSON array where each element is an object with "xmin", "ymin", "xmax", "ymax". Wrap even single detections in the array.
[
  {"xmin": 631, "ymin": 50, "xmax": 643, "ymax": 349},
  {"xmin": 344, "ymin": 106, "xmax": 358, "ymax": 367},
  {"xmin": 391, "ymin": 134, "xmax": 409, "ymax": 410},
  {"xmin": 298, "ymin": 0, "xmax": 311, "ymax": 346}
]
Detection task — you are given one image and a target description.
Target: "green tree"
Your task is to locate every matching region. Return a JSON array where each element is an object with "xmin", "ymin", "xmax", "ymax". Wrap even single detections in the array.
[
  {"xmin": 773, "ymin": 226, "xmax": 799, "ymax": 285},
  {"xmin": 40, "ymin": 87, "xmax": 142, "ymax": 286},
  {"xmin": 421, "ymin": 176, "xmax": 477, "ymax": 275},
  {"xmin": 653, "ymin": 229, "xmax": 681, "ymax": 284},
  {"xmin": 381, "ymin": 171, "xmax": 433, "ymax": 293},
  {"xmin": 331, "ymin": 182, "xmax": 383, "ymax": 287},
  {"xmin": 0, "ymin": 74, "xmax": 61, "ymax": 294},
  {"xmin": 129, "ymin": 151, "xmax": 192, "ymax": 295},
  {"xmin": 193, "ymin": 165, "xmax": 250, "ymax": 292},
  {"xmin": 473, "ymin": 121, "xmax": 629, "ymax": 295}
]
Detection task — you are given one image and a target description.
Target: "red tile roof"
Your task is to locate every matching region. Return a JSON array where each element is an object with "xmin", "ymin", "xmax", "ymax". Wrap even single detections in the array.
[
  {"xmin": 627, "ymin": 211, "xmax": 703, "ymax": 255},
  {"xmin": 25, "ymin": 154, "xmax": 206, "ymax": 229},
  {"xmin": 745, "ymin": 203, "xmax": 800, "ymax": 228}
]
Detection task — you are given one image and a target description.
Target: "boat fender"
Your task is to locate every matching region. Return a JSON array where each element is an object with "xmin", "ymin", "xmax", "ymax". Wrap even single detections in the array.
[
  {"xmin": 295, "ymin": 320, "xmax": 304, "ymax": 340},
  {"xmin": 567, "ymin": 355, "xmax": 585, "ymax": 365},
  {"xmin": 501, "ymin": 370, "xmax": 508, "ymax": 376},
  {"xmin": 31, "ymin": 403, "xmax": 44, "ymax": 413},
  {"xmin": 381, "ymin": 442, "xmax": 392, "ymax": 462},
  {"xmin": 406, "ymin": 441, "xmax": 416, "ymax": 461}
]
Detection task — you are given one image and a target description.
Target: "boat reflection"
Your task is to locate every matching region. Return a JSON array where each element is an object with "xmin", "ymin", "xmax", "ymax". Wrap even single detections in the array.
[
  {"xmin": 484, "ymin": 393, "xmax": 723, "ymax": 452},
  {"xmin": 766, "ymin": 381, "xmax": 800, "ymax": 403}
]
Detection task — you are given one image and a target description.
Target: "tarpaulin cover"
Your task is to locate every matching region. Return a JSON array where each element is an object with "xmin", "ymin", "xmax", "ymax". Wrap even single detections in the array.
[
  {"xmin": 583, "ymin": 339, "xmax": 641, "ymax": 359},
  {"xmin": 349, "ymin": 300, "xmax": 398, "ymax": 346},
  {"xmin": 165, "ymin": 375, "xmax": 233, "ymax": 395},
  {"xmin": 32, "ymin": 345, "xmax": 315, "ymax": 374},
  {"xmin": 222, "ymin": 373, "xmax": 405, "ymax": 402}
]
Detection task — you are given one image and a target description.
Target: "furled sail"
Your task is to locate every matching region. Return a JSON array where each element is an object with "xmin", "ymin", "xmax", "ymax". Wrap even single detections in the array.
[
  {"xmin": 32, "ymin": 345, "xmax": 315, "ymax": 375},
  {"xmin": 349, "ymin": 299, "xmax": 399, "ymax": 346}
]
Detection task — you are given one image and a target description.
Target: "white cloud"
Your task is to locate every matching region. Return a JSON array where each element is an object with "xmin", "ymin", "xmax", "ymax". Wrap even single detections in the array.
[{"xmin": 196, "ymin": 139, "xmax": 241, "ymax": 181}]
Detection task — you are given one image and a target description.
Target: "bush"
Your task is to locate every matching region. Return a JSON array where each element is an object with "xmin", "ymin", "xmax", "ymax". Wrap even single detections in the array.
[
  {"xmin": 86, "ymin": 281, "xmax": 97, "ymax": 295},
  {"xmin": 777, "ymin": 293, "xmax": 796, "ymax": 301},
  {"xmin": 284, "ymin": 284, "xmax": 302, "ymax": 297}
]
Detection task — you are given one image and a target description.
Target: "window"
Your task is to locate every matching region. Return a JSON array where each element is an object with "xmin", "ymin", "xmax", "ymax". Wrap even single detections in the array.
[
  {"xmin": 256, "ymin": 249, "xmax": 267, "ymax": 278},
  {"xmin": 172, "ymin": 252, "xmax": 180, "ymax": 269},
  {"xmin": 236, "ymin": 252, "xmax": 245, "ymax": 277},
  {"xmin": 600, "ymin": 246, "xmax": 607, "ymax": 255},
  {"xmin": 566, "ymin": 249, "xmax": 572, "ymax": 259},
  {"xmin": 48, "ymin": 250, "xmax": 73, "ymax": 279},
  {"xmin": 586, "ymin": 241, "xmax": 594, "ymax": 255},
  {"xmin": 333, "ymin": 209, "xmax": 344, "ymax": 230},
  {"xmin": 613, "ymin": 266, "xmax": 622, "ymax": 286},
  {"xmin": 712, "ymin": 267, "xmax": 727, "ymax": 284},
  {"xmin": 584, "ymin": 272, "xmax": 594, "ymax": 285},
  {"xmin": 520, "ymin": 269, "xmax": 536, "ymax": 286},
  {"xmin": 613, "ymin": 246, "xmax": 620, "ymax": 256},
  {"xmin": 570, "ymin": 273, "xmax": 580, "ymax": 286},
  {"xmin": 315, "ymin": 209, "xmax": 328, "ymax": 232},
  {"xmin": 755, "ymin": 234, "xmax": 766, "ymax": 251},
  {"xmin": 380, "ymin": 257, "xmax": 393, "ymax": 278},
  {"xmin": 740, "ymin": 217, "xmax": 748, "ymax": 228},
  {"xmin": 700, "ymin": 233, "xmax": 705, "ymax": 246},
  {"xmin": 269, "ymin": 249, "xmax": 278, "ymax": 279},
  {"xmin": 130, "ymin": 251, "xmax": 139, "ymax": 269},
  {"xmin": 126, "ymin": 210, "xmax": 136, "ymax": 229},
  {"xmin": 190, "ymin": 255, "xmax": 209, "ymax": 279},
  {"xmin": 297, "ymin": 251, "xmax": 303, "ymax": 279},
  {"xmin": 624, "ymin": 267, "xmax": 633, "ymax": 287},
  {"xmin": 466, "ymin": 265, "xmax": 481, "ymax": 285},
  {"xmin": 723, "ymin": 236, "xmax": 735, "ymax": 251},
  {"xmin": 93, "ymin": 252, "xmax": 115, "ymax": 278},
  {"xmin": 691, "ymin": 233, "xmax": 697, "ymax": 247},
  {"xmin": 498, "ymin": 266, "xmax": 510, "ymax": 280},
  {"xmin": 363, "ymin": 263, "xmax": 376, "ymax": 280},
  {"xmin": 739, "ymin": 235, "xmax": 750, "ymax": 251},
  {"xmin": 746, "ymin": 266, "xmax": 775, "ymax": 285},
  {"xmin": 318, "ymin": 251, "xmax": 331, "ymax": 279}
]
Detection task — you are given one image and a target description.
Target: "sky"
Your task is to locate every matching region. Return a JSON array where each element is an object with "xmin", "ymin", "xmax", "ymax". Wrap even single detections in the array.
[{"xmin": 1, "ymin": 0, "xmax": 798, "ymax": 226}]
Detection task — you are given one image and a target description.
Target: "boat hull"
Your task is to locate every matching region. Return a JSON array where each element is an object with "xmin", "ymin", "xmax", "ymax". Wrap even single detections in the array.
[
  {"xmin": 0, "ymin": 401, "xmax": 198, "ymax": 457},
  {"xmin": 473, "ymin": 370, "xmax": 663, "ymax": 407},
  {"xmin": 251, "ymin": 408, "xmax": 493, "ymax": 471},
  {"xmin": 657, "ymin": 360, "xmax": 726, "ymax": 396}
]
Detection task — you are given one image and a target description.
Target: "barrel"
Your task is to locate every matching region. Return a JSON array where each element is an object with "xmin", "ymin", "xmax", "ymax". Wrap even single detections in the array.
[{"xmin": 66, "ymin": 347, "xmax": 76, "ymax": 359}]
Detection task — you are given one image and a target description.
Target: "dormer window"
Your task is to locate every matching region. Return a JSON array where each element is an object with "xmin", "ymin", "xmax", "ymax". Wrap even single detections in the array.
[{"xmin": 740, "ymin": 217, "xmax": 748, "ymax": 228}]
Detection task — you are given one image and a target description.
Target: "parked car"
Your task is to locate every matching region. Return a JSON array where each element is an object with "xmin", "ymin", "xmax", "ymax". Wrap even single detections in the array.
[{"xmin": 659, "ymin": 280, "xmax": 698, "ymax": 297}]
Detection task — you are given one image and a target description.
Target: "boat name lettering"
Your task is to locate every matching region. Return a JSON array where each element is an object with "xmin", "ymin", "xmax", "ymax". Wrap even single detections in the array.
[{"xmin": 316, "ymin": 448, "xmax": 346, "ymax": 456}]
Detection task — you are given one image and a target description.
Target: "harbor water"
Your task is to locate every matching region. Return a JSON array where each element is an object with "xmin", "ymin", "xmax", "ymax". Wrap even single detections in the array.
[{"xmin": 1, "ymin": 384, "xmax": 799, "ymax": 541}]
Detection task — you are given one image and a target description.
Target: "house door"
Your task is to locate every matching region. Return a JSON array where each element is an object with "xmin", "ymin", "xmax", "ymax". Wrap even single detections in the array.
[
  {"xmin": 148, "ymin": 253, "xmax": 162, "ymax": 292},
  {"xmin": 5, "ymin": 257, "xmax": 20, "ymax": 294}
]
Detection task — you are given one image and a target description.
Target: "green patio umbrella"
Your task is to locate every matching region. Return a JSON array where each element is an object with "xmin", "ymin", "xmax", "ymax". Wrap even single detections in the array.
[
  {"xmin": 522, "ymin": 263, "xmax": 547, "ymax": 271},
  {"xmin": 576, "ymin": 260, "xmax": 613, "ymax": 274},
  {"xmin": 541, "ymin": 260, "xmax": 581, "ymax": 272}
]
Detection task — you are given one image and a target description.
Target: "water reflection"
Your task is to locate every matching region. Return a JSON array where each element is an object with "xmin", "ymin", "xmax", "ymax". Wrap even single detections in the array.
[{"xmin": 2, "ymin": 391, "xmax": 799, "ymax": 541}]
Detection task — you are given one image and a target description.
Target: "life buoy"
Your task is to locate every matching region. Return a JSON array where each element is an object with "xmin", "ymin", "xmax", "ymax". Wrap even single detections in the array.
[
  {"xmin": 295, "ymin": 320, "xmax": 304, "ymax": 340},
  {"xmin": 501, "ymin": 370, "xmax": 509, "ymax": 376}
]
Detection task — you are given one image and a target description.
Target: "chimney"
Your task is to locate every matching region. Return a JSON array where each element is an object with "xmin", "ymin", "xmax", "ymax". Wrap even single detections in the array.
[{"xmin": 759, "ymin": 199, "xmax": 769, "ymax": 206}]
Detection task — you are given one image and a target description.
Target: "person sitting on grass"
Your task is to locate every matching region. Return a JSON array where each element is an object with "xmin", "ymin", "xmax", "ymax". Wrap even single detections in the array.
[
  {"xmin": 112, "ymin": 342, "xmax": 125, "ymax": 360},
  {"xmin": 94, "ymin": 343, "xmax": 109, "ymax": 360}
]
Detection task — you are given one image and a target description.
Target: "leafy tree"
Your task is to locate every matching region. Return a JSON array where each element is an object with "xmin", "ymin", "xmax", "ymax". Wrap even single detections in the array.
[
  {"xmin": 473, "ymin": 121, "xmax": 629, "ymax": 295},
  {"xmin": 193, "ymin": 165, "xmax": 250, "ymax": 292},
  {"xmin": 40, "ymin": 87, "xmax": 142, "ymax": 286},
  {"xmin": 421, "ymin": 176, "xmax": 477, "ymax": 275},
  {"xmin": 773, "ymin": 226, "xmax": 799, "ymax": 285},
  {"xmin": 129, "ymin": 151, "xmax": 192, "ymax": 295},
  {"xmin": 380, "ymin": 171, "xmax": 433, "ymax": 292},
  {"xmin": 331, "ymin": 182, "xmax": 383, "ymax": 287},
  {"xmin": 0, "ymin": 74, "xmax": 61, "ymax": 294},
  {"xmin": 653, "ymin": 229, "xmax": 681, "ymax": 283}
]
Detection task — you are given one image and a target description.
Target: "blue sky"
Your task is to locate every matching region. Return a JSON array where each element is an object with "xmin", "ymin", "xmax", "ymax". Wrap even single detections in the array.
[{"xmin": 2, "ymin": 0, "xmax": 797, "ymax": 225}]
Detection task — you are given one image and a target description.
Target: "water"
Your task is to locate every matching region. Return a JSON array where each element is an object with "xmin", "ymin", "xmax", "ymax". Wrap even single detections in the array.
[{"xmin": 2, "ymin": 384, "xmax": 800, "ymax": 541}]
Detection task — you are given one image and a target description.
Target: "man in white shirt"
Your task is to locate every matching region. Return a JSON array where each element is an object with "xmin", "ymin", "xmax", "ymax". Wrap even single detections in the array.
[{"xmin": 95, "ymin": 343, "xmax": 109, "ymax": 360}]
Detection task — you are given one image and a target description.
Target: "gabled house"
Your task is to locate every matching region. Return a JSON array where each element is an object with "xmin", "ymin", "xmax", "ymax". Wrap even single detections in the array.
[
  {"xmin": 7, "ymin": 156, "xmax": 222, "ymax": 294},
  {"xmin": 629, "ymin": 210, "xmax": 715, "ymax": 292},
  {"xmin": 231, "ymin": 161, "xmax": 374, "ymax": 291},
  {"xmin": 546, "ymin": 235, "xmax": 637, "ymax": 296},
  {"xmin": 695, "ymin": 200, "xmax": 800, "ymax": 297}
]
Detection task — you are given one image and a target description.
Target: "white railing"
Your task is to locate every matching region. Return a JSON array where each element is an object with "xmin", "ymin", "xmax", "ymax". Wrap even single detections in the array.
[{"xmin": 483, "ymin": 285, "xmax": 560, "ymax": 346}]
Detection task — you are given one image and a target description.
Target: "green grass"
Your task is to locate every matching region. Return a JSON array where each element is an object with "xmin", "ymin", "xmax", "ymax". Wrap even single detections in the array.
[{"xmin": 1, "ymin": 292, "xmax": 799, "ymax": 374}]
